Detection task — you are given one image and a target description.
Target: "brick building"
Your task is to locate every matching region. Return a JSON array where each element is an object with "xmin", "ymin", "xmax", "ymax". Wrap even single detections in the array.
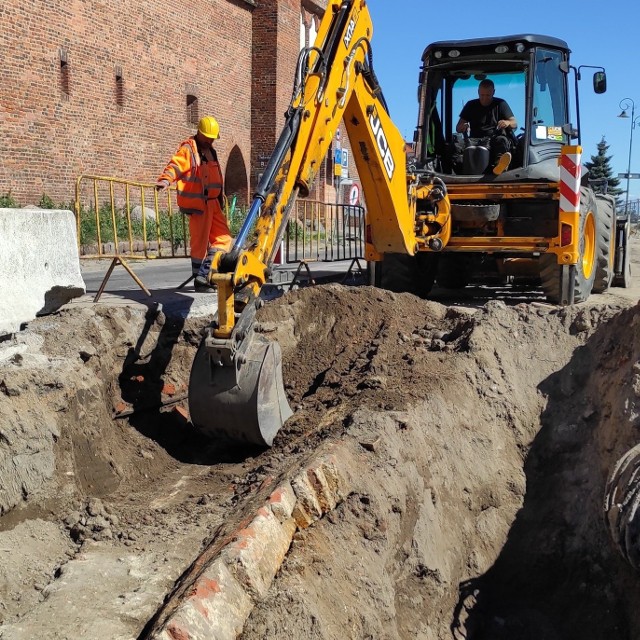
[{"xmin": 0, "ymin": 0, "xmax": 356, "ymax": 207}]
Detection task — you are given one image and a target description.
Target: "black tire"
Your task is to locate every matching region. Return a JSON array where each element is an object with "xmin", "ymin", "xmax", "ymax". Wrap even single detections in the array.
[
  {"xmin": 592, "ymin": 193, "xmax": 615, "ymax": 293},
  {"xmin": 538, "ymin": 254, "xmax": 562, "ymax": 303},
  {"xmin": 375, "ymin": 252, "xmax": 437, "ymax": 298},
  {"xmin": 539, "ymin": 187, "xmax": 598, "ymax": 304},
  {"xmin": 612, "ymin": 218, "xmax": 632, "ymax": 288},
  {"xmin": 436, "ymin": 255, "xmax": 470, "ymax": 289}
]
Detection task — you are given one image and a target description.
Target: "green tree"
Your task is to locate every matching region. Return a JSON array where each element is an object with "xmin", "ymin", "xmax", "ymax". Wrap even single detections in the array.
[{"xmin": 584, "ymin": 137, "xmax": 623, "ymax": 207}]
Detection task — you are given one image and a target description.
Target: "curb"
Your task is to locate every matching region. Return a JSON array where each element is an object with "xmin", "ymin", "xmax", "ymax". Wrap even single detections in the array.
[{"xmin": 148, "ymin": 442, "xmax": 356, "ymax": 640}]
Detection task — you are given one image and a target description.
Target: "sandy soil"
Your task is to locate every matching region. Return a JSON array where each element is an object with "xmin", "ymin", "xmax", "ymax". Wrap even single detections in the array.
[{"xmin": 0, "ymin": 239, "xmax": 639, "ymax": 639}]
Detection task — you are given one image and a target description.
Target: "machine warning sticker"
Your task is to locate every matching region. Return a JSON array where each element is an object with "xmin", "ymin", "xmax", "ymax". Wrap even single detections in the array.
[
  {"xmin": 534, "ymin": 125, "xmax": 564, "ymax": 142},
  {"xmin": 547, "ymin": 126, "xmax": 563, "ymax": 141}
]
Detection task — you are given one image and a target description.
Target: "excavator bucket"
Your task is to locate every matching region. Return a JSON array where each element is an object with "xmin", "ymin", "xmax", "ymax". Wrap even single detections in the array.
[{"xmin": 188, "ymin": 331, "xmax": 293, "ymax": 447}]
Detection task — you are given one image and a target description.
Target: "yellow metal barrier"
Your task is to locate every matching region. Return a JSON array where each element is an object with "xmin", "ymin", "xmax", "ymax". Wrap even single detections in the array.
[
  {"xmin": 74, "ymin": 177, "xmax": 364, "ymax": 299},
  {"xmin": 74, "ymin": 175, "xmax": 190, "ymax": 301}
]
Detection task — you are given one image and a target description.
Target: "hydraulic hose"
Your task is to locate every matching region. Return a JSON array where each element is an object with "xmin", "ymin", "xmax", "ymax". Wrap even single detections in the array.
[{"xmin": 220, "ymin": 108, "xmax": 303, "ymax": 272}]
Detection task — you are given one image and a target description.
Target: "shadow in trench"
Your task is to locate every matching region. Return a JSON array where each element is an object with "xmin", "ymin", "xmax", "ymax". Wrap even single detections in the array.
[
  {"xmin": 451, "ymin": 315, "xmax": 640, "ymax": 640},
  {"xmin": 118, "ymin": 302, "xmax": 263, "ymax": 465}
]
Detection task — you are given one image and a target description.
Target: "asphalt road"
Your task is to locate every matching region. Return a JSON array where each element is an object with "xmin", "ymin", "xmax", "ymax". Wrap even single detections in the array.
[
  {"xmin": 76, "ymin": 256, "xmax": 366, "ymax": 318},
  {"xmin": 75, "ymin": 238, "xmax": 637, "ymax": 319}
]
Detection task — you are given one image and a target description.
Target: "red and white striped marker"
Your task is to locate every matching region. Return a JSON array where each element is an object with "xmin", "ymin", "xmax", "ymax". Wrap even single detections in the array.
[{"xmin": 559, "ymin": 145, "xmax": 582, "ymax": 213}]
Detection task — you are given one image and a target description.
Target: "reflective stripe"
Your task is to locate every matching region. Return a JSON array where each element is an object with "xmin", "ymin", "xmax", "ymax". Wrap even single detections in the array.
[
  {"xmin": 184, "ymin": 142, "xmax": 197, "ymax": 168},
  {"xmin": 559, "ymin": 146, "xmax": 581, "ymax": 213},
  {"xmin": 168, "ymin": 161, "xmax": 183, "ymax": 178},
  {"xmin": 177, "ymin": 191, "xmax": 206, "ymax": 200},
  {"xmin": 171, "ymin": 137, "xmax": 224, "ymax": 217}
]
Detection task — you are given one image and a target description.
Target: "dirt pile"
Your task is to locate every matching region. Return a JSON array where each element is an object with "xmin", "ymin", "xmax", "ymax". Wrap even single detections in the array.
[
  {"xmin": 243, "ymin": 287, "xmax": 640, "ymax": 640},
  {"xmin": 0, "ymin": 279, "xmax": 639, "ymax": 639}
]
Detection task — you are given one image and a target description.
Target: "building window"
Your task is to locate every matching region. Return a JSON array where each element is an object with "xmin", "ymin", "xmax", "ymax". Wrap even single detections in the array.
[
  {"xmin": 59, "ymin": 48, "xmax": 70, "ymax": 98},
  {"xmin": 186, "ymin": 94, "xmax": 199, "ymax": 125},
  {"xmin": 115, "ymin": 66, "xmax": 124, "ymax": 107}
]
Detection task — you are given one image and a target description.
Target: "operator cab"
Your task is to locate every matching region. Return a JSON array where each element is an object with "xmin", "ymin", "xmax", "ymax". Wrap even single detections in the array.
[{"xmin": 414, "ymin": 34, "xmax": 605, "ymax": 181}]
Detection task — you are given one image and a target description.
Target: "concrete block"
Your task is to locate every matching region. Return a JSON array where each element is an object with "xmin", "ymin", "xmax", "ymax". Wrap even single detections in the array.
[
  {"xmin": 222, "ymin": 506, "xmax": 296, "ymax": 599},
  {"xmin": 131, "ymin": 205, "xmax": 156, "ymax": 222},
  {"xmin": 305, "ymin": 464, "xmax": 338, "ymax": 512},
  {"xmin": 0, "ymin": 209, "xmax": 85, "ymax": 336},
  {"xmin": 154, "ymin": 558, "xmax": 252, "ymax": 640}
]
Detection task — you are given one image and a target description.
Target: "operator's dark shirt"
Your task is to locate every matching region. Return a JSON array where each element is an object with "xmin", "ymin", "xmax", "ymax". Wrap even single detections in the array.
[{"xmin": 460, "ymin": 98, "xmax": 514, "ymax": 138}]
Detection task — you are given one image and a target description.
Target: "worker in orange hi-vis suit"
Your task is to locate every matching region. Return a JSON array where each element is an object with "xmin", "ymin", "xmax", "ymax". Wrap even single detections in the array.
[{"xmin": 156, "ymin": 116, "xmax": 232, "ymax": 292}]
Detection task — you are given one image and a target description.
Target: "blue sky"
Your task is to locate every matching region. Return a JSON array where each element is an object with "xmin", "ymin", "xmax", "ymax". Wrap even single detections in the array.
[{"xmin": 367, "ymin": 0, "xmax": 640, "ymax": 200}]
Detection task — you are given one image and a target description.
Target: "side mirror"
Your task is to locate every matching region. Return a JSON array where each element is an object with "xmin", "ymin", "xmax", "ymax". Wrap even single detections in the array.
[
  {"xmin": 593, "ymin": 71, "xmax": 607, "ymax": 94},
  {"xmin": 563, "ymin": 123, "xmax": 579, "ymax": 140}
]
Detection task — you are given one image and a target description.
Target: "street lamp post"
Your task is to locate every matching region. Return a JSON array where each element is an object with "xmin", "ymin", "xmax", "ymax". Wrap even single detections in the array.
[{"xmin": 618, "ymin": 98, "xmax": 640, "ymax": 215}]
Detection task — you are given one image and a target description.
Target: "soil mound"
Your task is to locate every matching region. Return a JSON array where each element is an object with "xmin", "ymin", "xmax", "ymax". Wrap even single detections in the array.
[
  {"xmin": 1, "ymin": 281, "xmax": 639, "ymax": 639},
  {"xmin": 244, "ymin": 287, "xmax": 640, "ymax": 639}
]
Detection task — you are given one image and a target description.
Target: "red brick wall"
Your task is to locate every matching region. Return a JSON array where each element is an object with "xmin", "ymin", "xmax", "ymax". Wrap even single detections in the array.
[
  {"xmin": 250, "ymin": 0, "xmax": 338, "ymax": 204},
  {"xmin": 0, "ymin": 0, "xmax": 359, "ymax": 212},
  {"xmin": 0, "ymin": 0, "xmax": 256, "ymax": 205},
  {"xmin": 250, "ymin": 0, "xmax": 327, "ymax": 193}
]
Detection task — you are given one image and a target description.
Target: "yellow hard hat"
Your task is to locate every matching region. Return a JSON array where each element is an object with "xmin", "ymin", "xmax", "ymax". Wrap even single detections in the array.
[{"xmin": 197, "ymin": 116, "xmax": 220, "ymax": 139}]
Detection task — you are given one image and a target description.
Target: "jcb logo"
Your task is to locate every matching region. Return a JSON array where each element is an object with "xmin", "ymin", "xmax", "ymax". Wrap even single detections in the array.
[
  {"xmin": 343, "ymin": 19, "xmax": 356, "ymax": 48},
  {"xmin": 343, "ymin": 11, "xmax": 358, "ymax": 49},
  {"xmin": 369, "ymin": 112, "xmax": 395, "ymax": 180}
]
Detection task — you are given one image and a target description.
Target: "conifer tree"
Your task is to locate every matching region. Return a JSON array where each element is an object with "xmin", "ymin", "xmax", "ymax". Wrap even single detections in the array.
[{"xmin": 585, "ymin": 137, "xmax": 623, "ymax": 207}]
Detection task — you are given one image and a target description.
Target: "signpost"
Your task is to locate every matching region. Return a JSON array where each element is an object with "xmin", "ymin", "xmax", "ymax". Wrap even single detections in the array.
[{"xmin": 618, "ymin": 173, "xmax": 640, "ymax": 179}]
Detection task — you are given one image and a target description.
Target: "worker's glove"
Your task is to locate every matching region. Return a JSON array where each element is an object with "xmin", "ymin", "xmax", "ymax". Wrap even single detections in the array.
[{"xmin": 155, "ymin": 179, "xmax": 170, "ymax": 191}]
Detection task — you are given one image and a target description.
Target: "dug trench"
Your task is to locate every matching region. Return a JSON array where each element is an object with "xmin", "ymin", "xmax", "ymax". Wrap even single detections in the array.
[{"xmin": 1, "ymin": 278, "xmax": 640, "ymax": 638}]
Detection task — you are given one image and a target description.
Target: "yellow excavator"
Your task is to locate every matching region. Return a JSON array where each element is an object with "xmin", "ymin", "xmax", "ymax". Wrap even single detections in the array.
[{"xmin": 189, "ymin": 0, "xmax": 631, "ymax": 446}]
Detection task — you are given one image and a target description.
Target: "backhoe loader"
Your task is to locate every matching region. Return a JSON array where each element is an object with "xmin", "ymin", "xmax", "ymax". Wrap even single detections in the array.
[{"xmin": 188, "ymin": 0, "xmax": 631, "ymax": 447}]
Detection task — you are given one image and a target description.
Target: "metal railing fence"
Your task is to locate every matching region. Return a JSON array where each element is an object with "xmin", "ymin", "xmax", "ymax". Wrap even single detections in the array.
[{"xmin": 74, "ymin": 175, "xmax": 366, "ymax": 299}]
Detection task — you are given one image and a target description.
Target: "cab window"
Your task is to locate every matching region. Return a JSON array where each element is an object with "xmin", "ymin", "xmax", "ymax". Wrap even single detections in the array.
[
  {"xmin": 531, "ymin": 48, "xmax": 568, "ymax": 144},
  {"xmin": 451, "ymin": 72, "xmax": 525, "ymax": 135}
]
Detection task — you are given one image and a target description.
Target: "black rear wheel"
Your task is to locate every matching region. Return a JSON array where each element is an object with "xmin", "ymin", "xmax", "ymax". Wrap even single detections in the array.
[
  {"xmin": 592, "ymin": 194, "xmax": 615, "ymax": 293},
  {"xmin": 540, "ymin": 187, "xmax": 598, "ymax": 304},
  {"xmin": 375, "ymin": 252, "xmax": 438, "ymax": 298},
  {"xmin": 436, "ymin": 255, "xmax": 470, "ymax": 289}
]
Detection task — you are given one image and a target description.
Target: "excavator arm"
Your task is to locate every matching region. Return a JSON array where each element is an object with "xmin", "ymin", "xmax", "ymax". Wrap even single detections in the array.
[{"xmin": 188, "ymin": 0, "xmax": 451, "ymax": 446}]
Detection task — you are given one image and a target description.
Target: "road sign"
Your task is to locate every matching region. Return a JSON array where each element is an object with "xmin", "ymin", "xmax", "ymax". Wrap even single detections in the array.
[
  {"xmin": 618, "ymin": 173, "xmax": 640, "ymax": 179},
  {"xmin": 341, "ymin": 149, "xmax": 349, "ymax": 178},
  {"xmin": 349, "ymin": 183, "xmax": 360, "ymax": 206},
  {"xmin": 334, "ymin": 147, "xmax": 343, "ymax": 176}
]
